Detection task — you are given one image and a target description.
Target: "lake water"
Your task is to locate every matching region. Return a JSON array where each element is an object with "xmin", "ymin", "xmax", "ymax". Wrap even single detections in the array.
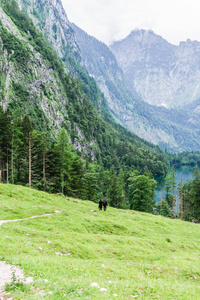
[{"xmin": 154, "ymin": 165, "xmax": 195, "ymax": 202}]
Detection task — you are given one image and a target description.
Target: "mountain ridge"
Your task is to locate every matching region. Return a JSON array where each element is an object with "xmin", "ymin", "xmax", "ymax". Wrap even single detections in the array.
[
  {"xmin": 110, "ymin": 29, "xmax": 200, "ymax": 108},
  {"xmin": 2, "ymin": 0, "xmax": 200, "ymax": 153},
  {"xmin": 71, "ymin": 24, "xmax": 200, "ymax": 152},
  {"xmin": 0, "ymin": 0, "xmax": 168, "ymax": 177}
]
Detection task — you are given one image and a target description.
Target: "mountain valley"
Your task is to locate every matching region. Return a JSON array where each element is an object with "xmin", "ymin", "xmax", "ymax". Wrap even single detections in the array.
[{"xmin": 72, "ymin": 24, "xmax": 200, "ymax": 152}]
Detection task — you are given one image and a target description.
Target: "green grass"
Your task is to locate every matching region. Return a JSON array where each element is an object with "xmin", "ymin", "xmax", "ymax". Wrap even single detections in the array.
[{"xmin": 0, "ymin": 183, "xmax": 200, "ymax": 299}]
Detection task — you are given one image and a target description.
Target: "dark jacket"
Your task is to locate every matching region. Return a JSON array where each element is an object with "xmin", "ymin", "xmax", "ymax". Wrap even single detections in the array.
[
  {"xmin": 103, "ymin": 199, "xmax": 107, "ymax": 207},
  {"xmin": 99, "ymin": 200, "xmax": 103, "ymax": 208}
]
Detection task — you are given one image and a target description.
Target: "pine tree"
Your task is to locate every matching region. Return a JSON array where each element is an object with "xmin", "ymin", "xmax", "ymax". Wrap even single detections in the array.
[
  {"xmin": 156, "ymin": 200, "xmax": 172, "ymax": 217},
  {"xmin": 11, "ymin": 110, "xmax": 25, "ymax": 185},
  {"xmin": 191, "ymin": 165, "xmax": 200, "ymax": 219},
  {"xmin": 164, "ymin": 165, "xmax": 176, "ymax": 209},
  {"xmin": 108, "ymin": 166, "xmax": 118, "ymax": 207},
  {"xmin": 69, "ymin": 154, "xmax": 83, "ymax": 198},
  {"xmin": 55, "ymin": 128, "xmax": 72, "ymax": 194},
  {"xmin": 115, "ymin": 169, "xmax": 125, "ymax": 209},
  {"xmin": 31, "ymin": 130, "xmax": 44, "ymax": 189},
  {"xmin": 128, "ymin": 171, "xmax": 157, "ymax": 213},
  {"xmin": 81, "ymin": 163, "xmax": 99, "ymax": 201},
  {"xmin": 0, "ymin": 107, "xmax": 11, "ymax": 182},
  {"xmin": 19, "ymin": 115, "xmax": 33, "ymax": 185}
]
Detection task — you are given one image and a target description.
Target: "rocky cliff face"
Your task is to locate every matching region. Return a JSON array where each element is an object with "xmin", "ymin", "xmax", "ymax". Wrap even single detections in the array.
[
  {"xmin": 71, "ymin": 23, "xmax": 140, "ymax": 115},
  {"xmin": 5, "ymin": 1, "xmax": 200, "ymax": 152},
  {"xmin": 0, "ymin": 1, "xmax": 170, "ymax": 173},
  {"xmin": 15, "ymin": 0, "xmax": 178, "ymax": 150},
  {"xmin": 0, "ymin": 6, "xmax": 66, "ymax": 132},
  {"xmin": 16, "ymin": 0, "xmax": 105, "ymax": 111},
  {"xmin": 0, "ymin": 5, "xmax": 99, "ymax": 159},
  {"xmin": 71, "ymin": 24, "xmax": 200, "ymax": 152},
  {"xmin": 110, "ymin": 29, "xmax": 200, "ymax": 108},
  {"xmin": 17, "ymin": 0, "xmax": 82, "ymax": 71}
]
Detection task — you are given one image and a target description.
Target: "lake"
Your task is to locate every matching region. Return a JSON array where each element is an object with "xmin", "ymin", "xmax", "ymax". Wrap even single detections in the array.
[{"xmin": 154, "ymin": 165, "xmax": 195, "ymax": 203}]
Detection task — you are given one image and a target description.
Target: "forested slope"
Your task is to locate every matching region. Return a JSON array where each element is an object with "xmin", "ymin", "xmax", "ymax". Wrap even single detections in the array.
[{"xmin": 0, "ymin": 0, "xmax": 168, "ymax": 206}]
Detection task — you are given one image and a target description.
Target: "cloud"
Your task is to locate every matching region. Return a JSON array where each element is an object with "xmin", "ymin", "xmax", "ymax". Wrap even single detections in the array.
[{"xmin": 62, "ymin": 0, "xmax": 200, "ymax": 45}]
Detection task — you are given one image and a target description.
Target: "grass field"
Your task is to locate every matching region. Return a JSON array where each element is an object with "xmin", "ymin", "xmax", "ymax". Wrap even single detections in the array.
[{"xmin": 0, "ymin": 183, "xmax": 200, "ymax": 299}]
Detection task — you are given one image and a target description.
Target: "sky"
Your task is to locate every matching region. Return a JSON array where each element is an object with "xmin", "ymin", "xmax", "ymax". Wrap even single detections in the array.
[{"xmin": 61, "ymin": 0, "xmax": 200, "ymax": 45}]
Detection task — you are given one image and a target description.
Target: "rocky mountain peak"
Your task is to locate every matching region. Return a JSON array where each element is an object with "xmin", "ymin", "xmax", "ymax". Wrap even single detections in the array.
[
  {"xmin": 17, "ymin": 0, "xmax": 81, "ymax": 65},
  {"xmin": 129, "ymin": 29, "xmax": 161, "ymax": 44},
  {"xmin": 110, "ymin": 29, "xmax": 200, "ymax": 108}
]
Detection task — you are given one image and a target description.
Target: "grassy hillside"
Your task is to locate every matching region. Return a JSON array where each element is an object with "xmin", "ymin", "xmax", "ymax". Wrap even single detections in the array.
[{"xmin": 0, "ymin": 184, "xmax": 200, "ymax": 299}]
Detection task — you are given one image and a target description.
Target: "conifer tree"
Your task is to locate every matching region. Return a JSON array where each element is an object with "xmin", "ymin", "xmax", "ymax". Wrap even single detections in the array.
[
  {"xmin": 108, "ymin": 166, "xmax": 118, "ymax": 207},
  {"xmin": 115, "ymin": 169, "xmax": 126, "ymax": 209},
  {"xmin": 81, "ymin": 163, "xmax": 99, "ymax": 201},
  {"xmin": 164, "ymin": 165, "xmax": 176, "ymax": 209},
  {"xmin": 69, "ymin": 154, "xmax": 83, "ymax": 198},
  {"xmin": 54, "ymin": 128, "xmax": 72, "ymax": 195},
  {"xmin": 20, "ymin": 115, "xmax": 33, "ymax": 185},
  {"xmin": 191, "ymin": 165, "xmax": 200, "ymax": 219},
  {"xmin": 11, "ymin": 110, "xmax": 25, "ymax": 184},
  {"xmin": 156, "ymin": 200, "xmax": 172, "ymax": 217},
  {"xmin": 31, "ymin": 130, "xmax": 44, "ymax": 189},
  {"xmin": 0, "ymin": 107, "xmax": 11, "ymax": 182},
  {"xmin": 128, "ymin": 171, "xmax": 156, "ymax": 213}
]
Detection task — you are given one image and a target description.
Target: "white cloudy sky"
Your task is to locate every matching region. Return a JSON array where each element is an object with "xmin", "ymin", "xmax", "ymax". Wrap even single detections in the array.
[{"xmin": 61, "ymin": 0, "xmax": 200, "ymax": 45}]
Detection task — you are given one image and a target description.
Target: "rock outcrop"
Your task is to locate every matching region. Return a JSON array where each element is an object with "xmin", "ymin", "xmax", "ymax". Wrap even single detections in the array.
[{"xmin": 110, "ymin": 29, "xmax": 200, "ymax": 108}]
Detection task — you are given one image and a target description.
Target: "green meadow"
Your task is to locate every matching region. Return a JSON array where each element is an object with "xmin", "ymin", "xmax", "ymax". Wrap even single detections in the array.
[{"xmin": 0, "ymin": 183, "xmax": 200, "ymax": 299}]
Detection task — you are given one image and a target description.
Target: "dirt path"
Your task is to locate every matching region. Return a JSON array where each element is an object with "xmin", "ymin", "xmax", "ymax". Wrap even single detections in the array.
[
  {"xmin": 0, "ymin": 213, "xmax": 58, "ymax": 299},
  {"xmin": 0, "ymin": 213, "xmax": 52, "ymax": 227}
]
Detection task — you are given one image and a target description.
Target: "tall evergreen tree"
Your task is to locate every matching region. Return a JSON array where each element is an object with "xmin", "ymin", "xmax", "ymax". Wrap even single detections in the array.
[
  {"xmin": 19, "ymin": 115, "xmax": 33, "ymax": 185},
  {"xmin": 81, "ymin": 163, "xmax": 99, "ymax": 201},
  {"xmin": 54, "ymin": 128, "xmax": 72, "ymax": 195},
  {"xmin": 115, "ymin": 169, "xmax": 126, "ymax": 209},
  {"xmin": 0, "ymin": 107, "xmax": 11, "ymax": 182},
  {"xmin": 164, "ymin": 165, "xmax": 176, "ymax": 209},
  {"xmin": 191, "ymin": 165, "xmax": 200, "ymax": 219},
  {"xmin": 128, "ymin": 171, "xmax": 157, "ymax": 213},
  {"xmin": 108, "ymin": 166, "xmax": 118, "ymax": 207},
  {"xmin": 156, "ymin": 200, "xmax": 172, "ymax": 217}
]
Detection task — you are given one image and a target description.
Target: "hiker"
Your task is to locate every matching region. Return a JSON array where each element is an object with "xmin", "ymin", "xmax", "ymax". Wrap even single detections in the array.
[
  {"xmin": 99, "ymin": 199, "xmax": 103, "ymax": 210},
  {"xmin": 103, "ymin": 198, "xmax": 108, "ymax": 211}
]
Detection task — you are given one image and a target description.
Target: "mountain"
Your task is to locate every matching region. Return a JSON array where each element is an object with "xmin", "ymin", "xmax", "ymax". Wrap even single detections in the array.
[
  {"xmin": 17, "ymin": 0, "xmax": 82, "ymax": 69},
  {"xmin": 70, "ymin": 24, "xmax": 200, "ymax": 152},
  {"xmin": 70, "ymin": 23, "xmax": 141, "ymax": 116},
  {"xmin": 16, "ymin": 0, "xmax": 110, "ymax": 112},
  {"xmin": 14, "ymin": 0, "xmax": 182, "ymax": 152},
  {"xmin": 0, "ymin": 0, "xmax": 168, "ymax": 177},
  {"xmin": 110, "ymin": 29, "xmax": 200, "ymax": 108},
  {"xmin": 7, "ymin": 0, "xmax": 200, "ymax": 152}
]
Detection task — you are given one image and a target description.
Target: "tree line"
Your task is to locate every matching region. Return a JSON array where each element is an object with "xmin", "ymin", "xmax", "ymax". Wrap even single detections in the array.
[
  {"xmin": 157, "ymin": 165, "xmax": 200, "ymax": 222},
  {"xmin": 1, "ymin": 106, "xmax": 199, "ymax": 221},
  {"xmin": 0, "ymin": 0, "xmax": 169, "ymax": 215},
  {"xmin": 0, "ymin": 107, "xmax": 159, "ymax": 212}
]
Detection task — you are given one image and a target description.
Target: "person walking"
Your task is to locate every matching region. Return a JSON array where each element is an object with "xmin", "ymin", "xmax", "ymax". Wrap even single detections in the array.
[
  {"xmin": 99, "ymin": 199, "xmax": 103, "ymax": 211},
  {"xmin": 103, "ymin": 198, "xmax": 108, "ymax": 211}
]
